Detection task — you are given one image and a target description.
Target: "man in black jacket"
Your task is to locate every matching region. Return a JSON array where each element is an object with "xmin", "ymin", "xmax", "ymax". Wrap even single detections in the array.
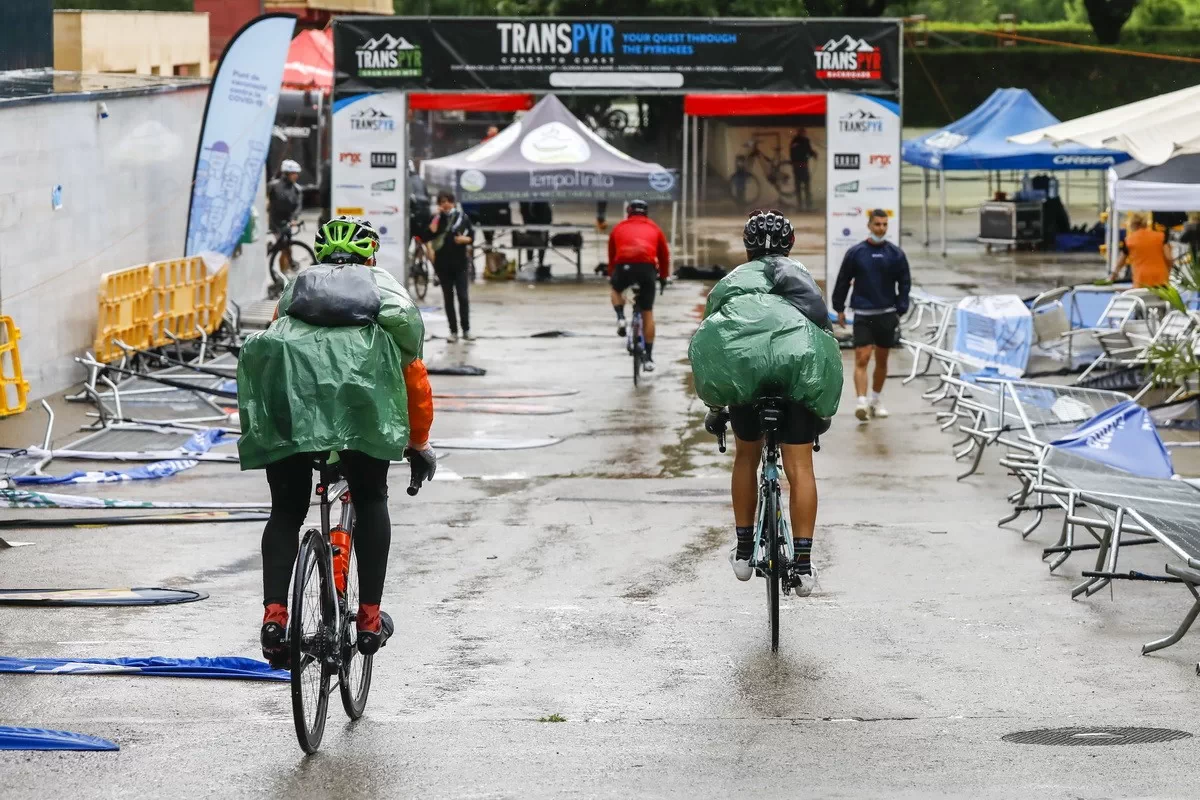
[{"xmin": 831, "ymin": 210, "xmax": 911, "ymax": 422}]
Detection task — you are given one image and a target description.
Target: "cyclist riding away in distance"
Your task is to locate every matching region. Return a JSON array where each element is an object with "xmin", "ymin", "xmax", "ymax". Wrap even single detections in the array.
[
  {"xmin": 694, "ymin": 210, "xmax": 843, "ymax": 597},
  {"xmin": 237, "ymin": 215, "xmax": 437, "ymax": 667},
  {"xmin": 608, "ymin": 199, "xmax": 670, "ymax": 371},
  {"xmin": 268, "ymin": 159, "xmax": 304, "ymax": 274}
]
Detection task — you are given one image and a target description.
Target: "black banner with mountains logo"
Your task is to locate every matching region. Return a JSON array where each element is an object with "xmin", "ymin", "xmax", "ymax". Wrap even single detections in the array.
[{"xmin": 333, "ymin": 17, "xmax": 901, "ymax": 95}]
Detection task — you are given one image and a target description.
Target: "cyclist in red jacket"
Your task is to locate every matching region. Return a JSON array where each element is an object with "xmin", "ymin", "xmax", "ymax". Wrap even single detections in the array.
[{"xmin": 608, "ymin": 199, "xmax": 670, "ymax": 371}]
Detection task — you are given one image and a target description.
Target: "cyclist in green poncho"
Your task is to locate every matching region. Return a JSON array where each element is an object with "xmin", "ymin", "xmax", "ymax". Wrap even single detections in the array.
[
  {"xmin": 238, "ymin": 216, "xmax": 437, "ymax": 666},
  {"xmin": 692, "ymin": 211, "xmax": 844, "ymax": 598}
]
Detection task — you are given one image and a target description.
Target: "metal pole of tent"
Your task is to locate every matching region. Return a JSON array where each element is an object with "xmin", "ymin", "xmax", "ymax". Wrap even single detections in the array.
[
  {"xmin": 700, "ymin": 118, "xmax": 709, "ymax": 265},
  {"xmin": 922, "ymin": 167, "xmax": 929, "ymax": 246},
  {"xmin": 670, "ymin": 200, "xmax": 678, "ymax": 255},
  {"xmin": 939, "ymin": 168, "xmax": 947, "ymax": 256},
  {"xmin": 681, "ymin": 112, "xmax": 689, "ymax": 265},
  {"xmin": 692, "ymin": 112, "xmax": 700, "ymax": 266}
]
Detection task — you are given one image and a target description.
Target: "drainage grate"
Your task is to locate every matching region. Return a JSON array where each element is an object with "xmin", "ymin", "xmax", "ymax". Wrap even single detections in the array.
[
  {"xmin": 652, "ymin": 488, "xmax": 726, "ymax": 497},
  {"xmin": 1002, "ymin": 727, "xmax": 1192, "ymax": 746}
]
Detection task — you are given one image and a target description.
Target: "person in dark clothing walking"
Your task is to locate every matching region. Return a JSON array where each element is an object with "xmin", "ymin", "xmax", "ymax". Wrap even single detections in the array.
[
  {"xmin": 831, "ymin": 209, "xmax": 911, "ymax": 422},
  {"xmin": 789, "ymin": 129, "xmax": 817, "ymax": 211},
  {"xmin": 429, "ymin": 191, "xmax": 475, "ymax": 342}
]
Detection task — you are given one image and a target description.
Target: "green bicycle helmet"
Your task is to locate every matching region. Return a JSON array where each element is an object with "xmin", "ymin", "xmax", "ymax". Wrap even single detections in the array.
[{"xmin": 314, "ymin": 215, "xmax": 380, "ymax": 263}]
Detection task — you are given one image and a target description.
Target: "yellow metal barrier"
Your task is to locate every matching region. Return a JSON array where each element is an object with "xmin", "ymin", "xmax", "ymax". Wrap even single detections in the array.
[
  {"xmin": 0, "ymin": 317, "xmax": 29, "ymax": 416},
  {"xmin": 200, "ymin": 262, "xmax": 229, "ymax": 335},
  {"xmin": 93, "ymin": 265, "xmax": 154, "ymax": 363},
  {"xmin": 94, "ymin": 256, "xmax": 231, "ymax": 362}
]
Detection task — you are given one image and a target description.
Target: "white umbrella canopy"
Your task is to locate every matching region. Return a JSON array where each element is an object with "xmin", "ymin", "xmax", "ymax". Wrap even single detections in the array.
[{"xmin": 1009, "ymin": 83, "xmax": 1200, "ymax": 166}]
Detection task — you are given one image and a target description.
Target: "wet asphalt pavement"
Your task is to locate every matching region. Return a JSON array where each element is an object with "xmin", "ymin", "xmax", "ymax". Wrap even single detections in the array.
[{"xmin": 1, "ymin": 230, "xmax": 1199, "ymax": 798}]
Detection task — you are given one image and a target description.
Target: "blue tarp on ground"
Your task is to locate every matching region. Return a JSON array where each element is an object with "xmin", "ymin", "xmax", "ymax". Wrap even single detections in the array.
[
  {"xmin": 11, "ymin": 459, "xmax": 199, "ymax": 485},
  {"xmin": 0, "ymin": 726, "xmax": 118, "ymax": 752},
  {"xmin": 1051, "ymin": 400, "xmax": 1175, "ymax": 478},
  {"xmin": 0, "ymin": 656, "xmax": 288, "ymax": 681},
  {"xmin": 903, "ymin": 89, "xmax": 1129, "ymax": 171}
]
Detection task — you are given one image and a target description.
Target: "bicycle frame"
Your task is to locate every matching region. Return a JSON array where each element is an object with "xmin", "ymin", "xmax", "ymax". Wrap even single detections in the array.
[
  {"xmin": 315, "ymin": 464, "xmax": 355, "ymax": 651},
  {"xmin": 752, "ymin": 429, "xmax": 795, "ymax": 574}
]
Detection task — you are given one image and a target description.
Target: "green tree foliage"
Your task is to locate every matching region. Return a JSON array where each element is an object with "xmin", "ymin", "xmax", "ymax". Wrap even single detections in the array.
[
  {"xmin": 394, "ymin": 0, "xmax": 897, "ymax": 14},
  {"xmin": 54, "ymin": 0, "xmax": 192, "ymax": 9}
]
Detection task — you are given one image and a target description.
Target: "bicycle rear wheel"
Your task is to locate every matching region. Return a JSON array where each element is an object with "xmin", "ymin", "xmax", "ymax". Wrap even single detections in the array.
[
  {"xmin": 730, "ymin": 172, "xmax": 762, "ymax": 207},
  {"xmin": 411, "ymin": 261, "xmax": 429, "ymax": 301},
  {"xmin": 764, "ymin": 490, "xmax": 780, "ymax": 652},
  {"xmin": 339, "ymin": 539, "xmax": 374, "ymax": 720},
  {"xmin": 290, "ymin": 530, "xmax": 334, "ymax": 754}
]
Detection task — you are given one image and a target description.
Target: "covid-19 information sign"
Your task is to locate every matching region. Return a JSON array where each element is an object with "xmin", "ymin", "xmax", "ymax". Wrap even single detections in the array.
[{"xmin": 333, "ymin": 17, "xmax": 901, "ymax": 95}]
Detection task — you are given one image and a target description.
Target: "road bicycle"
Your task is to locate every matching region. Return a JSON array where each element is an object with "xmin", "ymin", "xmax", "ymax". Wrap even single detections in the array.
[
  {"xmin": 268, "ymin": 221, "xmax": 316, "ymax": 299},
  {"xmin": 408, "ymin": 235, "xmax": 431, "ymax": 301},
  {"xmin": 621, "ymin": 280, "xmax": 666, "ymax": 387},
  {"xmin": 713, "ymin": 398, "xmax": 798, "ymax": 652},
  {"xmin": 288, "ymin": 452, "xmax": 427, "ymax": 753},
  {"xmin": 627, "ymin": 302, "xmax": 647, "ymax": 387},
  {"xmin": 729, "ymin": 137, "xmax": 797, "ymax": 209}
]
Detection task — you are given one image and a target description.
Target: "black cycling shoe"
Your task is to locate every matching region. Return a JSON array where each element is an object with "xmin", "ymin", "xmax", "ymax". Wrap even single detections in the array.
[
  {"xmin": 617, "ymin": 322, "xmax": 627, "ymax": 338},
  {"xmin": 261, "ymin": 622, "xmax": 289, "ymax": 670},
  {"xmin": 356, "ymin": 610, "xmax": 394, "ymax": 656}
]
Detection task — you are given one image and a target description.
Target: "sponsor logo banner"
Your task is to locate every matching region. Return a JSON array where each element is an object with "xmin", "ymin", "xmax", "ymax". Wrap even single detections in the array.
[
  {"xmin": 333, "ymin": 18, "xmax": 900, "ymax": 94},
  {"xmin": 332, "ymin": 92, "xmax": 408, "ymax": 274}
]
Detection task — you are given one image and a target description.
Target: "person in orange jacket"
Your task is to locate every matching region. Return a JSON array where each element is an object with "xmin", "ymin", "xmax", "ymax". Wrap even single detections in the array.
[{"xmin": 608, "ymin": 199, "xmax": 670, "ymax": 371}]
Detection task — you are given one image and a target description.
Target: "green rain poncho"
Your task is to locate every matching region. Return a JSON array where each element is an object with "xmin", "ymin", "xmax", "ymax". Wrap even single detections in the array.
[
  {"xmin": 236, "ymin": 265, "xmax": 424, "ymax": 470},
  {"xmin": 689, "ymin": 255, "xmax": 843, "ymax": 418}
]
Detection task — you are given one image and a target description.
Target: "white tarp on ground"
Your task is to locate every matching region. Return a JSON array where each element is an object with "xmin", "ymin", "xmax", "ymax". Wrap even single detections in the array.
[{"xmin": 1009, "ymin": 83, "xmax": 1200, "ymax": 167}]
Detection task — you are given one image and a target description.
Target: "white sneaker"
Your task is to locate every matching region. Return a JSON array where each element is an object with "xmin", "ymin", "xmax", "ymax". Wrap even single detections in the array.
[
  {"xmin": 791, "ymin": 565, "xmax": 818, "ymax": 598},
  {"xmin": 870, "ymin": 402, "xmax": 889, "ymax": 419},
  {"xmin": 855, "ymin": 398, "xmax": 869, "ymax": 421},
  {"xmin": 729, "ymin": 546, "xmax": 753, "ymax": 582},
  {"xmin": 464, "ymin": 331, "xmax": 477, "ymax": 341},
  {"xmin": 643, "ymin": 359, "xmax": 656, "ymax": 373},
  {"xmin": 447, "ymin": 334, "xmax": 459, "ymax": 343}
]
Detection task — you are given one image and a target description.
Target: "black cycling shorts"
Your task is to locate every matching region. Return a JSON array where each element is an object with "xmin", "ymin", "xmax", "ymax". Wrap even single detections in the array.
[
  {"xmin": 729, "ymin": 401, "xmax": 824, "ymax": 446},
  {"xmin": 852, "ymin": 311, "xmax": 901, "ymax": 349},
  {"xmin": 610, "ymin": 262, "xmax": 658, "ymax": 311}
]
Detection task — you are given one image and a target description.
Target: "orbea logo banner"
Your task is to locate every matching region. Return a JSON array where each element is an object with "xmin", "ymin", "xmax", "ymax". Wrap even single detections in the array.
[
  {"xmin": 824, "ymin": 91, "xmax": 900, "ymax": 293},
  {"xmin": 331, "ymin": 91, "xmax": 408, "ymax": 277},
  {"xmin": 186, "ymin": 14, "xmax": 296, "ymax": 258}
]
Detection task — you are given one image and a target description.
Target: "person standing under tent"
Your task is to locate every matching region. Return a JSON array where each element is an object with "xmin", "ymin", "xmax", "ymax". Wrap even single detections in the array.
[
  {"xmin": 429, "ymin": 191, "xmax": 475, "ymax": 342},
  {"xmin": 789, "ymin": 129, "xmax": 818, "ymax": 211},
  {"xmin": 832, "ymin": 210, "xmax": 911, "ymax": 423},
  {"xmin": 519, "ymin": 201, "xmax": 553, "ymax": 282},
  {"xmin": 1111, "ymin": 211, "xmax": 1173, "ymax": 288}
]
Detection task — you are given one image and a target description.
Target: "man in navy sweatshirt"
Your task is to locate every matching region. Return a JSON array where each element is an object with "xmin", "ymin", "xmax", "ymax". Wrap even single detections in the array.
[{"xmin": 831, "ymin": 210, "xmax": 911, "ymax": 422}]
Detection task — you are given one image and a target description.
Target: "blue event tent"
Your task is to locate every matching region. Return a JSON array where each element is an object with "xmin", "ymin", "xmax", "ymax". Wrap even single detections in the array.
[{"xmin": 903, "ymin": 88, "xmax": 1129, "ymax": 253}]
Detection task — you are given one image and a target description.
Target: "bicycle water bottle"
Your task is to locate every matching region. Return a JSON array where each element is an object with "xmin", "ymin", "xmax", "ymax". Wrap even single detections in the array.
[{"xmin": 330, "ymin": 527, "xmax": 351, "ymax": 594}]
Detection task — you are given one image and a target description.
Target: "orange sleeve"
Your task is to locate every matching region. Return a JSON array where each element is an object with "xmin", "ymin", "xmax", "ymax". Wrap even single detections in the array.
[
  {"xmin": 272, "ymin": 304, "xmax": 279, "ymax": 322},
  {"xmin": 607, "ymin": 225, "xmax": 617, "ymax": 276},
  {"xmin": 403, "ymin": 359, "xmax": 434, "ymax": 445}
]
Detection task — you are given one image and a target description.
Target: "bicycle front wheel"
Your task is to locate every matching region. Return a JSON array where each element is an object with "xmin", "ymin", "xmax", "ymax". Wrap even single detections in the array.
[
  {"xmin": 411, "ymin": 261, "xmax": 429, "ymax": 301},
  {"xmin": 290, "ymin": 530, "xmax": 334, "ymax": 754},
  {"xmin": 730, "ymin": 172, "xmax": 761, "ymax": 207},
  {"xmin": 339, "ymin": 540, "xmax": 374, "ymax": 720},
  {"xmin": 764, "ymin": 490, "xmax": 780, "ymax": 652}
]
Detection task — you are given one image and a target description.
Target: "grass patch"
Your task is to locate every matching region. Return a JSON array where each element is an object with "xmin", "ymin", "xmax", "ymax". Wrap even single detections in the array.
[{"xmin": 538, "ymin": 713, "xmax": 567, "ymax": 723}]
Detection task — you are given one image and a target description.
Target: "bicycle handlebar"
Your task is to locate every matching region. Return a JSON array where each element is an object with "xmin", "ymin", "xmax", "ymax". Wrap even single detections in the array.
[{"xmin": 717, "ymin": 430, "xmax": 727, "ymax": 453}]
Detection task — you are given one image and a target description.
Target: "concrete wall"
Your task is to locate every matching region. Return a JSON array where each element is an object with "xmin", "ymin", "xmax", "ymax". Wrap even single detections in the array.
[
  {"xmin": 54, "ymin": 11, "xmax": 211, "ymax": 78},
  {"xmin": 0, "ymin": 86, "xmax": 207, "ymax": 398}
]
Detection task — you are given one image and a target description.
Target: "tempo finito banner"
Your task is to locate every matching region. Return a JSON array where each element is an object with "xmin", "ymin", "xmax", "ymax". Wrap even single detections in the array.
[{"xmin": 186, "ymin": 14, "xmax": 297, "ymax": 258}]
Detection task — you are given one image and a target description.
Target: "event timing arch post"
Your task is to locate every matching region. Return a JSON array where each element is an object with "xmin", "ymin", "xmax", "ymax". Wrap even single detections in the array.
[{"xmin": 330, "ymin": 16, "xmax": 904, "ymax": 286}]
